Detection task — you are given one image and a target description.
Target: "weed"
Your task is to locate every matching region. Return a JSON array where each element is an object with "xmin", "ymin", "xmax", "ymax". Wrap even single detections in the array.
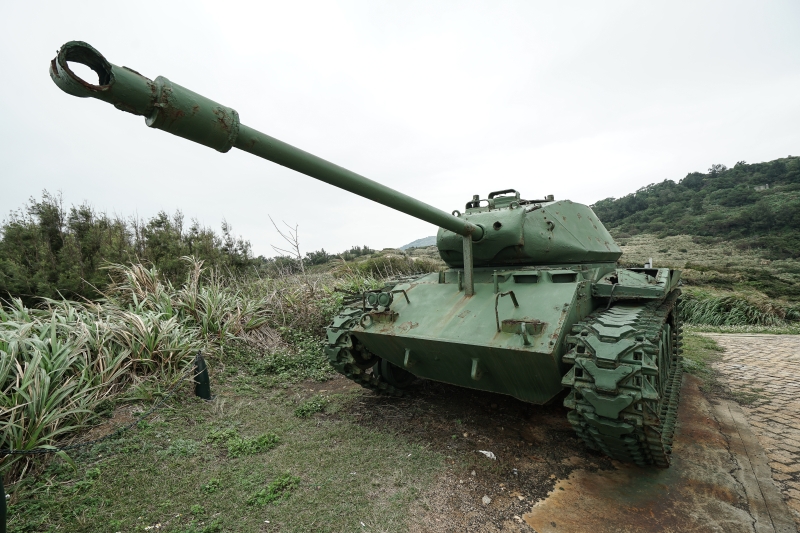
[
  {"xmin": 206, "ymin": 428, "xmax": 239, "ymax": 445},
  {"xmin": 174, "ymin": 522, "xmax": 222, "ymax": 533},
  {"xmin": 246, "ymin": 473, "xmax": 300, "ymax": 506},
  {"xmin": 228, "ymin": 337, "xmax": 334, "ymax": 384},
  {"xmin": 201, "ymin": 478, "xmax": 221, "ymax": 494},
  {"xmin": 729, "ymin": 388, "xmax": 764, "ymax": 406},
  {"xmin": 295, "ymin": 396, "xmax": 327, "ymax": 418},
  {"xmin": 206, "ymin": 428, "xmax": 279, "ymax": 457},
  {"xmin": 686, "ymin": 324, "xmax": 800, "ymax": 334},
  {"xmin": 681, "ymin": 333, "xmax": 725, "ymax": 394},
  {"xmin": 228, "ymin": 434, "xmax": 279, "ymax": 458},
  {"xmin": 163, "ymin": 439, "xmax": 200, "ymax": 457},
  {"xmin": 681, "ymin": 290, "xmax": 799, "ymax": 326}
]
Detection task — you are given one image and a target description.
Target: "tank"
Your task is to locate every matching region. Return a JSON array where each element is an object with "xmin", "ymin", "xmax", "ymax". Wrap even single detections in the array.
[{"xmin": 50, "ymin": 41, "xmax": 683, "ymax": 467}]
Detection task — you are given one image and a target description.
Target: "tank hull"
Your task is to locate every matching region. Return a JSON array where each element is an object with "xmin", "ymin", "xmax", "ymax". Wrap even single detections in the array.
[
  {"xmin": 331, "ymin": 264, "xmax": 616, "ymax": 404},
  {"xmin": 326, "ymin": 264, "xmax": 684, "ymax": 467}
]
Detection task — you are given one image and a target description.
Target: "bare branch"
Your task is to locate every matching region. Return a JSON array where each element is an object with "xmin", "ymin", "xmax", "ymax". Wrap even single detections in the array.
[{"xmin": 268, "ymin": 215, "xmax": 305, "ymax": 275}]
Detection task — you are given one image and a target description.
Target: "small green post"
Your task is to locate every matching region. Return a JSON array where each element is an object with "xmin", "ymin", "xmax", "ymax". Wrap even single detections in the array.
[{"xmin": 193, "ymin": 352, "xmax": 212, "ymax": 401}]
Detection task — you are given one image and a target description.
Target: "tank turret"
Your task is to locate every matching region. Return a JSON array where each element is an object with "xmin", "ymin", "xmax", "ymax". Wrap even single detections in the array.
[{"xmin": 438, "ymin": 190, "xmax": 621, "ymax": 268}]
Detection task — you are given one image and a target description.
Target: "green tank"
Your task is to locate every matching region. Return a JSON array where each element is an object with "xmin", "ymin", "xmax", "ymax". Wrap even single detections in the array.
[{"xmin": 50, "ymin": 41, "xmax": 683, "ymax": 467}]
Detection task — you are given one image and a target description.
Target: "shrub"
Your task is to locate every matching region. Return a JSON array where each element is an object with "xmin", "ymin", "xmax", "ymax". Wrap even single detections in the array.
[
  {"xmin": 0, "ymin": 192, "xmax": 254, "ymax": 303},
  {"xmin": 0, "ymin": 258, "xmax": 272, "ymax": 483}
]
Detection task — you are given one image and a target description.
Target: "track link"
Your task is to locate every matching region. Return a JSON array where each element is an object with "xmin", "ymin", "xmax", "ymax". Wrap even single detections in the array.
[{"xmin": 562, "ymin": 290, "xmax": 683, "ymax": 467}]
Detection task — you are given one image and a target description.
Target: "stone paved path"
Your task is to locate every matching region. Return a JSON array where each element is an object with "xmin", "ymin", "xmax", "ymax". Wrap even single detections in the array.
[{"xmin": 705, "ymin": 334, "xmax": 800, "ymax": 529}]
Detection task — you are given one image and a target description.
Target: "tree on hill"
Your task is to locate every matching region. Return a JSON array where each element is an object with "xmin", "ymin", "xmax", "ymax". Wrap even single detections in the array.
[{"xmin": 591, "ymin": 157, "xmax": 800, "ymax": 258}]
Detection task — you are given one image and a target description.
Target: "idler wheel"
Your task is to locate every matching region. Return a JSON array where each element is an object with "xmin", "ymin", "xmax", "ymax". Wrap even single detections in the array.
[{"xmin": 348, "ymin": 346, "xmax": 378, "ymax": 370}]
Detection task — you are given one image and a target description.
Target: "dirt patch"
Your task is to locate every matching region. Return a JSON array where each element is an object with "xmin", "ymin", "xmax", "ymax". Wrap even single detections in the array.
[
  {"xmin": 75, "ymin": 404, "xmax": 139, "ymax": 442},
  {"xmin": 316, "ymin": 372, "xmax": 790, "ymax": 532},
  {"xmin": 298, "ymin": 375, "xmax": 360, "ymax": 395},
  {"xmin": 333, "ymin": 378, "xmax": 613, "ymax": 532}
]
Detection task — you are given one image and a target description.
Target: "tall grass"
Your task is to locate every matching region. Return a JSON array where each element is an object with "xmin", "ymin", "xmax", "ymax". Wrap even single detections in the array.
[
  {"xmin": 0, "ymin": 258, "xmax": 277, "ymax": 483},
  {"xmin": 680, "ymin": 290, "xmax": 800, "ymax": 326},
  {"xmin": 331, "ymin": 254, "xmax": 440, "ymax": 279},
  {"xmin": 0, "ymin": 254, "xmax": 419, "ymax": 484}
]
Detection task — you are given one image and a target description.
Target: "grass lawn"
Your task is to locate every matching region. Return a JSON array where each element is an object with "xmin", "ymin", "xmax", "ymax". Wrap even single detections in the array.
[
  {"xmin": 5, "ymin": 343, "xmax": 590, "ymax": 533},
  {"xmin": 6, "ymin": 360, "xmax": 446, "ymax": 533}
]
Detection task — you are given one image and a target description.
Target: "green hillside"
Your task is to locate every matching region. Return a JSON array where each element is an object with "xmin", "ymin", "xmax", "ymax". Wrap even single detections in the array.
[
  {"xmin": 591, "ymin": 157, "xmax": 800, "ymax": 319},
  {"xmin": 592, "ymin": 157, "xmax": 800, "ymax": 259}
]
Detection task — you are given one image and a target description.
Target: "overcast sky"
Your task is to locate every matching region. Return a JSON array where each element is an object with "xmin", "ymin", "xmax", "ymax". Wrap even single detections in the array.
[{"xmin": 2, "ymin": 1, "xmax": 799, "ymax": 256}]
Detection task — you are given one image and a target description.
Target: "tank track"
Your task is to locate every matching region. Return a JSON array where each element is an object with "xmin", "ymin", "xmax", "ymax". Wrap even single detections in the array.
[
  {"xmin": 324, "ymin": 308, "xmax": 407, "ymax": 397},
  {"xmin": 561, "ymin": 290, "xmax": 682, "ymax": 467}
]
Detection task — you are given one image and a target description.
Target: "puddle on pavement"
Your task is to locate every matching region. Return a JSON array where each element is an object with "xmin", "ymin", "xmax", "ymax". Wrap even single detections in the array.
[{"xmin": 524, "ymin": 376, "xmax": 757, "ymax": 533}]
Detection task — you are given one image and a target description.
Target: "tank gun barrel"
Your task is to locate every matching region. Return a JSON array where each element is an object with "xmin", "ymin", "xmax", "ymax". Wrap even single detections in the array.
[{"xmin": 49, "ymin": 41, "xmax": 483, "ymax": 241}]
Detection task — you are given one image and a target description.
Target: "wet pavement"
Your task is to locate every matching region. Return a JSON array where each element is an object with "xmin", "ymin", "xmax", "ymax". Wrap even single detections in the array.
[
  {"xmin": 706, "ymin": 333, "xmax": 800, "ymax": 530},
  {"xmin": 523, "ymin": 375, "xmax": 796, "ymax": 533}
]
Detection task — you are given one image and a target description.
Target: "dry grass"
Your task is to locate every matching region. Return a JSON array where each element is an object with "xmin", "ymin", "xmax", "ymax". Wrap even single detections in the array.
[
  {"xmin": 617, "ymin": 233, "xmax": 800, "ymax": 313},
  {"xmin": 680, "ymin": 290, "xmax": 800, "ymax": 326},
  {"xmin": 616, "ymin": 233, "xmax": 768, "ymax": 270}
]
